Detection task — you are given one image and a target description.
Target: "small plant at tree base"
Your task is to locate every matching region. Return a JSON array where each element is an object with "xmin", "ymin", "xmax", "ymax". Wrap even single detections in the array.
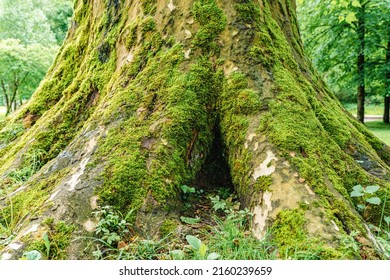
[
  {"xmin": 350, "ymin": 185, "xmax": 381, "ymax": 218},
  {"xmin": 21, "ymin": 250, "xmax": 42, "ymax": 260},
  {"xmin": 209, "ymin": 195, "xmax": 228, "ymax": 212},
  {"xmin": 93, "ymin": 206, "xmax": 134, "ymax": 246},
  {"xmin": 170, "ymin": 235, "xmax": 220, "ymax": 260},
  {"xmin": 350, "ymin": 185, "xmax": 390, "ymax": 258},
  {"xmin": 180, "ymin": 185, "xmax": 204, "ymax": 212},
  {"xmin": 180, "ymin": 185, "xmax": 196, "ymax": 196}
]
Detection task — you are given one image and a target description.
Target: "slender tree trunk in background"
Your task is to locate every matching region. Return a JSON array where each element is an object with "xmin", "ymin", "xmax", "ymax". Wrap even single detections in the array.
[
  {"xmin": 357, "ymin": 3, "xmax": 366, "ymax": 123},
  {"xmin": 384, "ymin": 40, "xmax": 390, "ymax": 124},
  {"xmin": 0, "ymin": 0, "xmax": 389, "ymax": 260},
  {"xmin": 385, "ymin": 97, "xmax": 390, "ymax": 124}
]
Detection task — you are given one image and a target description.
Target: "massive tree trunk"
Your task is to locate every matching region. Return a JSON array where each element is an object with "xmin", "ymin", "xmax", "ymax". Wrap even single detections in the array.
[{"xmin": 0, "ymin": 0, "xmax": 389, "ymax": 260}]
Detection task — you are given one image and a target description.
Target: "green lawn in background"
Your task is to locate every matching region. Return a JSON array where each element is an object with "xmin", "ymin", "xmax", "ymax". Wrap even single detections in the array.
[
  {"xmin": 365, "ymin": 121, "xmax": 390, "ymax": 146},
  {"xmin": 343, "ymin": 103, "xmax": 383, "ymax": 115}
]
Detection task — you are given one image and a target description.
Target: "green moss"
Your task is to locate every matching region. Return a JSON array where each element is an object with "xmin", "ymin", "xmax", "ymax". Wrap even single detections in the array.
[
  {"xmin": 94, "ymin": 0, "xmax": 228, "ymax": 215},
  {"xmin": 140, "ymin": 17, "xmax": 156, "ymax": 33},
  {"xmin": 159, "ymin": 219, "xmax": 179, "ymax": 237},
  {"xmin": 124, "ymin": 22, "xmax": 138, "ymax": 50},
  {"xmin": 271, "ymin": 209, "xmax": 343, "ymax": 259},
  {"xmin": 141, "ymin": 0, "xmax": 157, "ymax": 15},
  {"xmin": 0, "ymin": 166, "xmax": 70, "ymax": 235},
  {"xmin": 253, "ymin": 176, "xmax": 272, "ymax": 192},
  {"xmin": 234, "ymin": 0, "xmax": 261, "ymax": 25},
  {"xmin": 26, "ymin": 218, "xmax": 75, "ymax": 260},
  {"xmin": 192, "ymin": 0, "xmax": 227, "ymax": 52}
]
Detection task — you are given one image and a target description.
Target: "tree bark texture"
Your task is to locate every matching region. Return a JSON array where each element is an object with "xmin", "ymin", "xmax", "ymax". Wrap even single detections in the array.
[{"xmin": 0, "ymin": 0, "xmax": 389, "ymax": 260}]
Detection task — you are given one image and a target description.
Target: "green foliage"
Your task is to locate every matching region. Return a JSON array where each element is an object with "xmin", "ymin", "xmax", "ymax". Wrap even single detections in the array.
[
  {"xmin": 0, "ymin": 0, "xmax": 72, "ymax": 110},
  {"xmin": 350, "ymin": 184, "xmax": 381, "ymax": 214},
  {"xmin": 93, "ymin": 206, "xmax": 134, "ymax": 246},
  {"xmin": 297, "ymin": 0, "xmax": 389, "ymax": 104},
  {"xmin": 0, "ymin": 39, "xmax": 58, "ymax": 111},
  {"xmin": 206, "ymin": 196, "xmax": 276, "ymax": 260},
  {"xmin": 180, "ymin": 185, "xmax": 196, "ymax": 194},
  {"xmin": 22, "ymin": 250, "xmax": 42, "ymax": 260},
  {"xmin": 184, "ymin": 235, "xmax": 220, "ymax": 260}
]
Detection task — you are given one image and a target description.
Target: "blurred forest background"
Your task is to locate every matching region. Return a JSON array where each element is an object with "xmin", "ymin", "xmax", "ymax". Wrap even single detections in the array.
[
  {"xmin": 0, "ymin": 0, "xmax": 72, "ymax": 116},
  {"xmin": 0, "ymin": 0, "xmax": 388, "ymax": 143}
]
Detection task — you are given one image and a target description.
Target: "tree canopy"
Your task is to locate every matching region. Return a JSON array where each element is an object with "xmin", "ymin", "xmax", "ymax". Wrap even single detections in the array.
[
  {"xmin": 297, "ymin": 0, "xmax": 389, "ymax": 122},
  {"xmin": 0, "ymin": 0, "xmax": 72, "ymax": 113}
]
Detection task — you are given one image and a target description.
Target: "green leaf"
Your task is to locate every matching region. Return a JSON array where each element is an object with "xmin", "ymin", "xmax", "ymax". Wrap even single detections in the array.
[
  {"xmin": 366, "ymin": 197, "xmax": 381, "ymax": 205},
  {"xmin": 364, "ymin": 185, "xmax": 380, "ymax": 194},
  {"xmin": 23, "ymin": 250, "xmax": 42, "ymax": 260},
  {"xmin": 207, "ymin": 252, "xmax": 220, "ymax": 260},
  {"xmin": 350, "ymin": 190, "xmax": 364, "ymax": 197},
  {"xmin": 357, "ymin": 204, "xmax": 366, "ymax": 210},
  {"xmin": 170, "ymin": 250, "xmax": 185, "ymax": 260},
  {"xmin": 186, "ymin": 235, "xmax": 202, "ymax": 251},
  {"xmin": 180, "ymin": 216, "xmax": 201, "ymax": 224},
  {"xmin": 384, "ymin": 216, "xmax": 390, "ymax": 226},
  {"xmin": 43, "ymin": 232, "xmax": 50, "ymax": 257},
  {"xmin": 340, "ymin": 0, "xmax": 349, "ymax": 7},
  {"xmin": 351, "ymin": 0, "xmax": 361, "ymax": 7},
  {"xmin": 199, "ymin": 243, "xmax": 208, "ymax": 258},
  {"xmin": 345, "ymin": 12, "xmax": 358, "ymax": 24},
  {"xmin": 353, "ymin": 185, "xmax": 364, "ymax": 192},
  {"xmin": 181, "ymin": 185, "xmax": 195, "ymax": 194}
]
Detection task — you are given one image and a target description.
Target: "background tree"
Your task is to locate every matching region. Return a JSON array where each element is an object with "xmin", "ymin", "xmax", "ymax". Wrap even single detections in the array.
[
  {"xmin": 0, "ymin": 0, "xmax": 72, "ymax": 112},
  {"xmin": 0, "ymin": 39, "xmax": 57, "ymax": 115},
  {"xmin": 297, "ymin": 0, "xmax": 389, "ymax": 123},
  {"xmin": 0, "ymin": 0, "xmax": 389, "ymax": 260}
]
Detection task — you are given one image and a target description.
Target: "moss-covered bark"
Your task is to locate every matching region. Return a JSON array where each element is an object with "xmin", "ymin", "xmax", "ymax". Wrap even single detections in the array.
[{"xmin": 0, "ymin": 0, "xmax": 389, "ymax": 259}]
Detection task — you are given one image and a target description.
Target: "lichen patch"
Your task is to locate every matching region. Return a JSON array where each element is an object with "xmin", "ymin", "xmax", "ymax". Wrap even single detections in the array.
[
  {"xmin": 83, "ymin": 220, "xmax": 97, "ymax": 232},
  {"xmin": 65, "ymin": 137, "xmax": 97, "ymax": 192},
  {"xmin": 90, "ymin": 195, "xmax": 99, "ymax": 210},
  {"xmin": 252, "ymin": 191, "xmax": 272, "ymax": 238},
  {"xmin": 49, "ymin": 190, "xmax": 61, "ymax": 201},
  {"xmin": 8, "ymin": 242, "xmax": 23, "ymax": 251},
  {"xmin": 252, "ymin": 150, "xmax": 277, "ymax": 179},
  {"xmin": 184, "ymin": 48, "xmax": 191, "ymax": 59},
  {"xmin": 168, "ymin": 0, "xmax": 176, "ymax": 12},
  {"xmin": 22, "ymin": 224, "xmax": 39, "ymax": 236}
]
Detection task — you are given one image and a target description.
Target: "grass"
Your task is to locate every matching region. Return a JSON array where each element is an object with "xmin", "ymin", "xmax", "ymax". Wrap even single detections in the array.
[
  {"xmin": 343, "ymin": 103, "xmax": 384, "ymax": 115},
  {"xmin": 365, "ymin": 122, "xmax": 390, "ymax": 146},
  {"xmin": 0, "ymin": 106, "xmax": 5, "ymax": 121}
]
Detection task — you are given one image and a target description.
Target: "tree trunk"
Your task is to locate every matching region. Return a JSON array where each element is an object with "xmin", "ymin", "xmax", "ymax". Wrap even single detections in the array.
[
  {"xmin": 384, "ymin": 39, "xmax": 390, "ymax": 124},
  {"xmin": 356, "ymin": 3, "xmax": 365, "ymax": 123},
  {"xmin": 385, "ymin": 96, "xmax": 390, "ymax": 124},
  {"xmin": 0, "ymin": 0, "xmax": 389, "ymax": 260}
]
